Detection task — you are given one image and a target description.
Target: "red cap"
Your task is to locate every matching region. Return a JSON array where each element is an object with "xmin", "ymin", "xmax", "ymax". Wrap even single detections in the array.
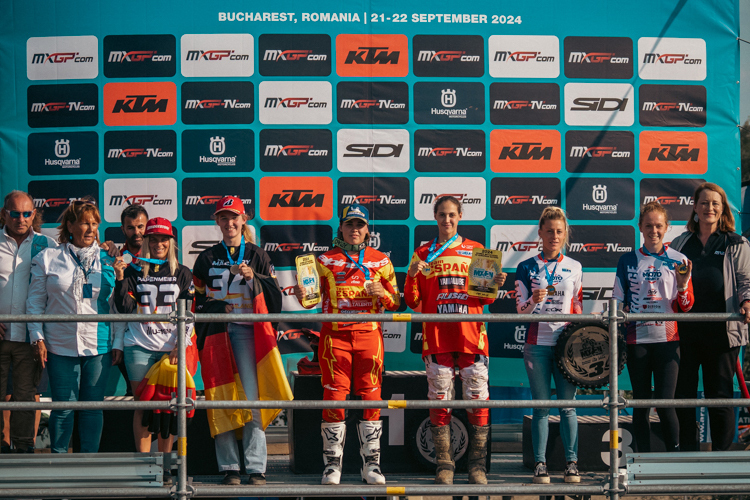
[
  {"xmin": 213, "ymin": 196, "xmax": 245, "ymax": 216},
  {"xmin": 144, "ymin": 217, "xmax": 174, "ymax": 238}
]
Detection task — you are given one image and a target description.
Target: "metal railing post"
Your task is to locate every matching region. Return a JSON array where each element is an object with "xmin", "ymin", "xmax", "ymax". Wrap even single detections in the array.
[
  {"xmin": 176, "ymin": 299, "xmax": 188, "ymax": 499},
  {"xmin": 608, "ymin": 298, "xmax": 620, "ymax": 500}
]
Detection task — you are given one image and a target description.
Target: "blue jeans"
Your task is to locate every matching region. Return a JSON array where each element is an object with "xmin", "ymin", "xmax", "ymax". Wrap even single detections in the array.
[
  {"xmin": 214, "ymin": 324, "xmax": 267, "ymax": 473},
  {"xmin": 124, "ymin": 345, "xmax": 165, "ymax": 382},
  {"xmin": 47, "ymin": 351, "xmax": 112, "ymax": 453},
  {"xmin": 523, "ymin": 343, "xmax": 578, "ymax": 463}
]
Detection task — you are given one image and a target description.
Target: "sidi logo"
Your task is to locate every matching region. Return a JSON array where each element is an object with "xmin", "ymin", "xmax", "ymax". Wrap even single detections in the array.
[
  {"xmin": 336, "ymin": 34, "xmax": 408, "ymax": 77},
  {"xmin": 103, "ymin": 82, "xmax": 176, "ymax": 126},
  {"xmin": 260, "ymin": 177, "xmax": 332, "ymax": 220},
  {"xmin": 564, "ymin": 83, "xmax": 634, "ymax": 126},
  {"xmin": 337, "ymin": 129, "xmax": 409, "ymax": 173}
]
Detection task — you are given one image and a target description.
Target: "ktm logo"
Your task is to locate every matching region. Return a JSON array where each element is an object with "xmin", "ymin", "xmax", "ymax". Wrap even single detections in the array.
[
  {"xmin": 269, "ymin": 190, "xmax": 324, "ymax": 208},
  {"xmin": 647, "ymin": 143, "xmax": 700, "ymax": 162},
  {"xmin": 498, "ymin": 142, "xmax": 552, "ymax": 160},
  {"xmin": 639, "ymin": 131, "xmax": 706, "ymax": 174},
  {"xmin": 103, "ymin": 82, "xmax": 176, "ymax": 126},
  {"xmin": 491, "ymin": 130, "xmax": 560, "ymax": 173},
  {"xmin": 336, "ymin": 34, "xmax": 408, "ymax": 77},
  {"xmin": 260, "ymin": 177, "xmax": 332, "ymax": 221}
]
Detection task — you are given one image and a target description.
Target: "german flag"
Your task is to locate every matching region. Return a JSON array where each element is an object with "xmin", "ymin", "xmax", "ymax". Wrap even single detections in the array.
[{"xmin": 196, "ymin": 272, "xmax": 293, "ymax": 437}]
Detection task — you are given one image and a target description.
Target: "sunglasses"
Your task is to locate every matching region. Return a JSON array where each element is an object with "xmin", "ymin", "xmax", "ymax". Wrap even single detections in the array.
[{"xmin": 7, "ymin": 211, "xmax": 33, "ymax": 219}]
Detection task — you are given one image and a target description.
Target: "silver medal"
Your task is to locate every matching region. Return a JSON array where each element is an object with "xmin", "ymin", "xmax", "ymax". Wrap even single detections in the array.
[
  {"xmin": 230, "ymin": 264, "xmax": 240, "ymax": 275},
  {"xmin": 122, "ymin": 253, "xmax": 133, "ymax": 265}
]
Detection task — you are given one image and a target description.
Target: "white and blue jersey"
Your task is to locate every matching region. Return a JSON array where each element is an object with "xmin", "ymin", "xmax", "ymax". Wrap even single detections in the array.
[
  {"xmin": 613, "ymin": 247, "xmax": 694, "ymax": 344},
  {"xmin": 515, "ymin": 254, "xmax": 583, "ymax": 346}
]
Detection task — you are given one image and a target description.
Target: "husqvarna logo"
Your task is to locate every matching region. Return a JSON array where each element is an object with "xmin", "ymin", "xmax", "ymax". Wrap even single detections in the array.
[
  {"xmin": 441, "ymin": 89, "xmax": 456, "ymax": 108},
  {"xmin": 514, "ymin": 325, "xmax": 527, "ymax": 343},
  {"xmin": 210, "ymin": 136, "xmax": 225, "ymax": 155},
  {"xmin": 592, "ymin": 185, "xmax": 607, "ymax": 203},
  {"xmin": 55, "ymin": 139, "xmax": 70, "ymax": 158}
]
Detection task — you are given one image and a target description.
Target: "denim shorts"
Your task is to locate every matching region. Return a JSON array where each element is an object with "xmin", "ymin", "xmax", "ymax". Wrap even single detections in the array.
[{"xmin": 123, "ymin": 345, "xmax": 166, "ymax": 382}]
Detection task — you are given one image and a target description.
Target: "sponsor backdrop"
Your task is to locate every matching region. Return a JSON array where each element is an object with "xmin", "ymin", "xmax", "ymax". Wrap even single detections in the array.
[{"xmin": 0, "ymin": 0, "xmax": 740, "ymax": 388}]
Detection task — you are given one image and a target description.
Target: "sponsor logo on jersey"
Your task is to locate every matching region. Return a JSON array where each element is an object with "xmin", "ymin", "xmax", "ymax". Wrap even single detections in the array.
[
  {"xmin": 104, "ymin": 35, "xmax": 176, "ymax": 78},
  {"xmin": 103, "ymin": 81, "xmax": 175, "ymax": 127},
  {"xmin": 28, "ymin": 132, "xmax": 98, "ymax": 176},
  {"xmin": 260, "ymin": 177, "xmax": 332, "ymax": 221},
  {"xmin": 259, "ymin": 81, "xmax": 332, "ymax": 125},
  {"xmin": 337, "ymin": 129, "xmax": 409, "ymax": 173},
  {"xmin": 566, "ymin": 130, "xmax": 635, "ymax": 174},
  {"xmin": 638, "ymin": 37, "xmax": 706, "ymax": 81},
  {"xmin": 490, "ymin": 82, "xmax": 559, "ymax": 125},
  {"xmin": 639, "ymin": 84, "xmax": 706, "ymax": 127},
  {"xmin": 568, "ymin": 225, "xmax": 635, "ymax": 268},
  {"xmin": 104, "ymin": 130, "xmax": 176, "ymax": 174},
  {"xmin": 638, "ymin": 131, "xmax": 707, "ymax": 174},
  {"xmin": 488, "ymin": 35, "xmax": 560, "ymax": 78},
  {"xmin": 181, "ymin": 34, "xmax": 253, "ymax": 77},
  {"xmin": 182, "ymin": 177, "xmax": 254, "ymax": 221},
  {"xmin": 412, "ymin": 35, "xmax": 484, "ymax": 77},
  {"xmin": 259, "ymin": 34, "xmax": 331, "ymax": 76},
  {"xmin": 336, "ymin": 34, "xmax": 408, "ymax": 77},
  {"xmin": 490, "ymin": 129, "xmax": 560, "ymax": 173},
  {"xmin": 640, "ymin": 177, "xmax": 704, "ymax": 221},
  {"xmin": 29, "ymin": 179, "xmax": 99, "ymax": 223},
  {"xmin": 260, "ymin": 225, "xmax": 332, "ymax": 267},
  {"xmin": 566, "ymin": 178, "xmax": 634, "ymax": 221},
  {"xmin": 103, "ymin": 178, "xmax": 177, "ymax": 222},
  {"xmin": 27, "ymin": 36, "xmax": 98, "ymax": 80},
  {"xmin": 181, "ymin": 81, "xmax": 253, "ymax": 125},
  {"xmin": 339, "ymin": 177, "xmax": 410, "ymax": 220},
  {"xmin": 414, "ymin": 177, "xmax": 485, "ymax": 221},
  {"xmin": 414, "ymin": 82, "xmax": 485, "ymax": 125},
  {"xmin": 182, "ymin": 129, "xmax": 254, "ymax": 173},
  {"xmin": 414, "ymin": 129, "xmax": 485, "ymax": 173},
  {"xmin": 564, "ymin": 83, "xmax": 634, "ymax": 126},
  {"xmin": 491, "ymin": 177, "xmax": 560, "ymax": 220},
  {"xmin": 564, "ymin": 36, "xmax": 633, "ymax": 79},
  {"xmin": 260, "ymin": 129, "xmax": 332, "ymax": 172},
  {"xmin": 337, "ymin": 82, "xmax": 409, "ymax": 124},
  {"xmin": 28, "ymin": 84, "xmax": 99, "ymax": 128}
]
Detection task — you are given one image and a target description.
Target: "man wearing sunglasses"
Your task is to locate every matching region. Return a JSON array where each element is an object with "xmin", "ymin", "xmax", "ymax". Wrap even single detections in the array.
[{"xmin": 0, "ymin": 190, "xmax": 57, "ymax": 453}]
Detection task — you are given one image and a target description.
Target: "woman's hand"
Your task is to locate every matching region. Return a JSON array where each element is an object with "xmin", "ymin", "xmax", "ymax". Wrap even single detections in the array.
[
  {"xmin": 365, "ymin": 280, "xmax": 385, "ymax": 298},
  {"xmin": 100, "ymin": 240, "xmax": 120, "ymax": 257},
  {"xmin": 113, "ymin": 256, "xmax": 127, "ymax": 281},
  {"xmin": 238, "ymin": 263, "xmax": 254, "ymax": 282},
  {"xmin": 111, "ymin": 348, "xmax": 123, "ymax": 365},
  {"xmin": 33, "ymin": 340, "xmax": 47, "ymax": 369},
  {"xmin": 493, "ymin": 272, "xmax": 508, "ymax": 287},
  {"xmin": 224, "ymin": 304, "xmax": 234, "ymax": 314},
  {"xmin": 408, "ymin": 259, "xmax": 429, "ymax": 278},
  {"xmin": 674, "ymin": 259, "xmax": 693, "ymax": 290},
  {"xmin": 169, "ymin": 347, "xmax": 179, "ymax": 365},
  {"xmin": 293, "ymin": 283, "xmax": 305, "ymax": 302},
  {"xmin": 532, "ymin": 288, "xmax": 548, "ymax": 304}
]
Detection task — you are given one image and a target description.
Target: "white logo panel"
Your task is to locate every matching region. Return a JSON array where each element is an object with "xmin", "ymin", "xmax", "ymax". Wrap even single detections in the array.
[
  {"xmin": 490, "ymin": 225, "xmax": 540, "ymax": 269},
  {"xmin": 488, "ymin": 35, "xmax": 560, "ymax": 78},
  {"xmin": 382, "ymin": 322, "xmax": 406, "ymax": 353},
  {"xmin": 582, "ymin": 271, "xmax": 615, "ymax": 315},
  {"xmin": 259, "ymin": 81, "xmax": 332, "ymax": 125},
  {"xmin": 638, "ymin": 37, "xmax": 706, "ymax": 81},
  {"xmin": 181, "ymin": 34, "xmax": 253, "ymax": 77},
  {"xmin": 27, "ymin": 36, "xmax": 99, "ymax": 80},
  {"xmin": 337, "ymin": 129, "xmax": 410, "ymax": 173},
  {"xmin": 104, "ymin": 178, "xmax": 177, "ymax": 223},
  {"xmin": 564, "ymin": 83, "xmax": 634, "ymax": 127},
  {"xmin": 414, "ymin": 177, "xmax": 486, "ymax": 221},
  {"xmin": 180, "ymin": 224, "xmax": 256, "ymax": 269}
]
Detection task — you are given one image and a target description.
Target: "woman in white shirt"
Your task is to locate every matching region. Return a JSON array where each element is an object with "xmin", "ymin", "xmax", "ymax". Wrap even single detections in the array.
[{"xmin": 26, "ymin": 199, "xmax": 119, "ymax": 453}]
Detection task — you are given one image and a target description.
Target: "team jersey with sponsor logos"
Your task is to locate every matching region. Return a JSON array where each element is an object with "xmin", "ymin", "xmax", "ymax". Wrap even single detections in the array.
[
  {"xmin": 315, "ymin": 247, "xmax": 400, "ymax": 332},
  {"xmin": 193, "ymin": 241, "xmax": 277, "ymax": 325},
  {"xmin": 114, "ymin": 264, "xmax": 194, "ymax": 352},
  {"xmin": 404, "ymin": 237, "xmax": 494, "ymax": 356},
  {"xmin": 515, "ymin": 254, "xmax": 583, "ymax": 346},
  {"xmin": 613, "ymin": 247, "xmax": 694, "ymax": 344}
]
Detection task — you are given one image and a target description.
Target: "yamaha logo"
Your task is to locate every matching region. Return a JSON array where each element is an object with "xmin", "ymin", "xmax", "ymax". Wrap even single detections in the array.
[
  {"xmin": 592, "ymin": 185, "xmax": 607, "ymax": 203},
  {"xmin": 55, "ymin": 139, "xmax": 70, "ymax": 158},
  {"xmin": 210, "ymin": 136, "xmax": 226, "ymax": 155},
  {"xmin": 441, "ymin": 89, "xmax": 456, "ymax": 108}
]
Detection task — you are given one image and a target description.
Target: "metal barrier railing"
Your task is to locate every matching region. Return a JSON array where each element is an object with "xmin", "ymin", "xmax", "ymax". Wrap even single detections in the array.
[{"xmin": 0, "ymin": 298, "xmax": 748, "ymax": 499}]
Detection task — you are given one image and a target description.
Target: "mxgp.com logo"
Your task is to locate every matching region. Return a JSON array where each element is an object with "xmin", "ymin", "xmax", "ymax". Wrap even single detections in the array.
[
  {"xmin": 108, "ymin": 51, "xmax": 171, "ymax": 63},
  {"xmin": 181, "ymin": 34, "xmax": 254, "ymax": 77},
  {"xmin": 569, "ymin": 146, "xmax": 629, "ymax": 158},
  {"xmin": 263, "ymin": 145, "xmax": 328, "ymax": 157},
  {"xmin": 32, "ymin": 53, "xmax": 93, "ymax": 64},
  {"xmin": 417, "ymin": 51, "xmax": 479, "ymax": 62},
  {"xmin": 27, "ymin": 36, "xmax": 99, "ymax": 80},
  {"xmin": 185, "ymin": 49, "xmax": 249, "ymax": 61},
  {"xmin": 568, "ymin": 52, "xmax": 629, "ymax": 64},
  {"xmin": 264, "ymin": 96, "xmax": 327, "ymax": 108},
  {"xmin": 494, "ymin": 51, "xmax": 554, "ymax": 62},
  {"xmin": 494, "ymin": 240, "xmax": 541, "ymax": 252},
  {"xmin": 418, "ymin": 193, "xmax": 481, "ymax": 205},
  {"xmin": 109, "ymin": 194, "xmax": 172, "ymax": 206},
  {"xmin": 263, "ymin": 49, "xmax": 327, "ymax": 61},
  {"xmin": 186, "ymin": 196, "xmax": 251, "ymax": 206},
  {"xmin": 637, "ymin": 38, "xmax": 706, "ymax": 81}
]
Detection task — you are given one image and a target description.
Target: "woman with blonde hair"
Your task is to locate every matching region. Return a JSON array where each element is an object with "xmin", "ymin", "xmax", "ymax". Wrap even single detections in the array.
[
  {"xmin": 515, "ymin": 207, "xmax": 582, "ymax": 484},
  {"xmin": 670, "ymin": 182, "xmax": 750, "ymax": 451}
]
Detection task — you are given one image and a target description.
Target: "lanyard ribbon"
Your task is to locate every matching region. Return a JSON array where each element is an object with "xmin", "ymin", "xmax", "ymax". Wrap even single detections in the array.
[
  {"xmin": 69, "ymin": 248, "xmax": 93, "ymax": 282},
  {"xmin": 641, "ymin": 246, "xmax": 683, "ymax": 266},
  {"xmin": 222, "ymin": 236, "xmax": 245, "ymax": 267},
  {"xmin": 426, "ymin": 234, "xmax": 459, "ymax": 263},
  {"xmin": 344, "ymin": 248, "xmax": 370, "ymax": 281},
  {"xmin": 539, "ymin": 253, "xmax": 560, "ymax": 287},
  {"xmin": 124, "ymin": 250, "xmax": 167, "ymax": 272}
]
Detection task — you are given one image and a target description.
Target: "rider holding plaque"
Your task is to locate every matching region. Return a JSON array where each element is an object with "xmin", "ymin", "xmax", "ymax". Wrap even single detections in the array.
[
  {"xmin": 514, "ymin": 207, "xmax": 582, "ymax": 484},
  {"xmin": 404, "ymin": 195, "xmax": 507, "ymax": 486},
  {"xmin": 293, "ymin": 204, "xmax": 400, "ymax": 486},
  {"xmin": 613, "ymin": 201, "xmax": 694, "ymax": 454}
]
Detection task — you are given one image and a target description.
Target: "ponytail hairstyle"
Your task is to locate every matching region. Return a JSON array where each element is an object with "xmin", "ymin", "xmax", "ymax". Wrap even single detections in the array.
[
  {"xmin": 538, "ymin": 207, "xmax": 571, "ymax": 249},
  {"xmin": 639, "ymin": 201, "xmax": 670, "ymax": 226}
]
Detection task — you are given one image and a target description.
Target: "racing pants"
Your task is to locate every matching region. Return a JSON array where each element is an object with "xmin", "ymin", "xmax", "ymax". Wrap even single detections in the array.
[
  {"xmin": 424, "ymin": 352, "xmax": 489, "ymax": 427},
  {"xmin": 319, "ymin": 327, "xmax": 383, "ymax": 423}
]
